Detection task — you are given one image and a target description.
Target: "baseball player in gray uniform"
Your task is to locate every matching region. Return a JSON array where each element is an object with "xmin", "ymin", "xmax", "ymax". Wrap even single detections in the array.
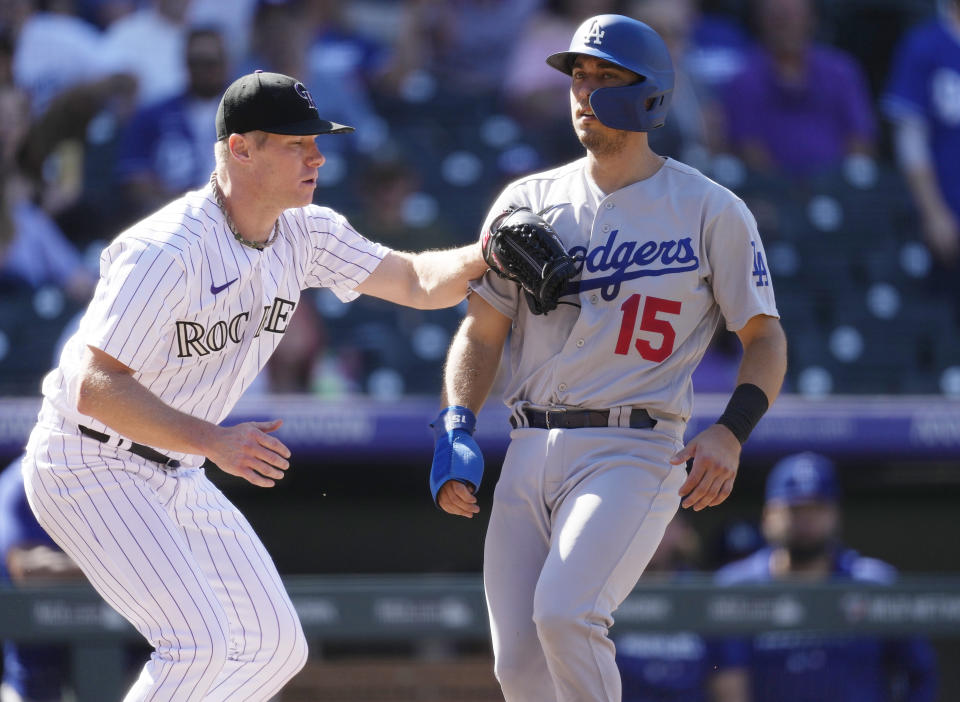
[
  {"xmin": 428, "ymin": 15, "xmax": 788, "ymax": 702},
  {"xmin": 20, "ymin": 71, "xmax": 487, "ymax": 702}
]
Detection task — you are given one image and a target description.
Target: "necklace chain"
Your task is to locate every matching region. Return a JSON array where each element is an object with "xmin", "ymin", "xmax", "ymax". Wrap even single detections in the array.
[{"xmin": 209, "ymin": 172, "xmax": 279, "ymax": 251}]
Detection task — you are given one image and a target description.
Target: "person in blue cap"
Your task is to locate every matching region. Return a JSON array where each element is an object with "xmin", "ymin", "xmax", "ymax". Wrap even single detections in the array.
[{"xmin": 708, "ymin": 452, "xmax": 938, "ymax": 702}]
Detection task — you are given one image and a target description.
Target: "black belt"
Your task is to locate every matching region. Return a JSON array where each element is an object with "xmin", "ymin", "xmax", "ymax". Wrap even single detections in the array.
[
  {"xmin": 510, "ymin": 408, "xmax": 657, "ymax": 430},
  {"xmin": 78, "ymin": 425, "xmax": 181, "ymax": 469}
]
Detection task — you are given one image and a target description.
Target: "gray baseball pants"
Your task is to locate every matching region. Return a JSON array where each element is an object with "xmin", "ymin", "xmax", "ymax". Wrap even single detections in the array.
[{"xmin": 483, "ymin": 419, "xmax": 685, "ymax": 701}]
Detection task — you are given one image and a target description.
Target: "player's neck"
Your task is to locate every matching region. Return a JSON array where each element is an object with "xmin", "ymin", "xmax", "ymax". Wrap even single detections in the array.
[
  {"xmin": 214, "ymin": 172, "xmax": 281, "ymax": 245},
  {"xmin": 585, "ymin": 145, "xmax": 664, "ymax": 195}
]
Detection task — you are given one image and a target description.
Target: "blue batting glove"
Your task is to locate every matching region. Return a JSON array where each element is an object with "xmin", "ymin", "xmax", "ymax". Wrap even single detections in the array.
[{"xmin": 429, "ymin": 405, "xmax": 484, "ymax": 505}]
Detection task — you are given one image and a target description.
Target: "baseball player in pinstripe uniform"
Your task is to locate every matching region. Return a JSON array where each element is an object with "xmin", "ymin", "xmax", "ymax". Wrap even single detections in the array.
[
  {"xmin": 20, "ymin": 71, "xmax": 487, "ymax": 702},
  {"xmin": 427, "ymin": 16, "xmax": 788, "ymax": 702}
]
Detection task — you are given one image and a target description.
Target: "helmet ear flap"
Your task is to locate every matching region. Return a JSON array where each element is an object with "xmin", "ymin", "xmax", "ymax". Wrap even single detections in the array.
[{"xmin": 589, "ymin": 82, "xmax": 670, "ymax": 132}]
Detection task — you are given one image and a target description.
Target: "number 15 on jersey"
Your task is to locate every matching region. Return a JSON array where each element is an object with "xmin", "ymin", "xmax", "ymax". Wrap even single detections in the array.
[{"xmin": 615, "ymin": 294, "xmax": 683, "ymax": 363}]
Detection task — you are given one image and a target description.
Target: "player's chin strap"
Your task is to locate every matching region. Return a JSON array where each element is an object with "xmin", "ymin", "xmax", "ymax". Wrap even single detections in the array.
[
  {"xmin": 715, "ymin": 383, "xmax": 769, "ymax": 444},
  {"xmin": 428, "ymin": 406, "xmax": 484, "ymax": 505}
]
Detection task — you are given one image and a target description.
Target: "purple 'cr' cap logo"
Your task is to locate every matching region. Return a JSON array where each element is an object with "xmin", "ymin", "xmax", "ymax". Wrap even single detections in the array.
[{"xmin": 294, "ymin": 81, "xmax": 316, "ymax": 111}]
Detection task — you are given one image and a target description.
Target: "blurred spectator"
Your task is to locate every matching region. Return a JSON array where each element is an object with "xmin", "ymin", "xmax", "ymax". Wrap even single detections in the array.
[
  {"xmin": 0, "ymin": 85, "xmax": 95, "ymax": 301},
  {"xmin": 630, "ymin": 0, "xmax": 722, "ymax": 167},
  {"xmin": 706, "ymin": 517, "xmax": 763, "ymax": 570},
  {"xmin": 243, "ymin": 0, "xmax": 309, "ymax": 79},
  {"xmin": 4, "ymin": 0, "xmax": 137, "ymax": 234},
  {"xmin": 883, "ymin": 0, "xmax": 960, "ymax": 268},
  {"xmin": 387, "ymin": 0, "xmax": 541, "ymax": 105},
  {"xmin": 500, "ymin": 0, "xmax": 617, "ymax": 162},
  {"xmin": 685, "ymin": 4, "xmax": 751, "ymax": 90},
  {"xmin": 241, "ymin": 0, "xmax": 388, "ymax": 156},
  {"xmin": 0, "ymin": 457, "xmax": 85, "ymax": 702},
  {"xmin": 709, "ymin": 453, "xmax": 938, "ymax": 702},
  {"xmin": 8, "ymin": 0, "xmax": 107, "ymax": 114},
  {"xmin": 616, "ymin": 512, "xmax": 715, "ymax": 702},
  {"xmin": 114, "ymin": 26, "xmax": 227, "ymax": 218},
  {"xmin": 98, "ymin": 0, "xmax": 193, "ymax": 107},
  {"xmin": 722, "ymin": 0, "xmax": 876, "ymax": 178},
  {"xmin": 0, "ymin": 27, "xmax": 12, "ymax": 87},
  {"xmin": 76, "ymin": 0, "xmax": 136, "ymax": 29},
  {"xmin": 348, "ymin": 157, "xmax": 454, "ymax": 250},
  {"xmin": 300, "ymin": 0, "xmax": 389, "ymax": 153},
  {"xmin": 13, "ymin": 71, "xmax": 137, "ymax": 226},
  {"xmin": 187, "ymin": 0, "xmax": 257, "ymax": 64}
]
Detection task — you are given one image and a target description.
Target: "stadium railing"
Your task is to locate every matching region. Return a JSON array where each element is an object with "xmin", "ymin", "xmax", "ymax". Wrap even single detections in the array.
[{"xmin": 3, "ymin": 574, "xmax": 960, "ymax": 701}]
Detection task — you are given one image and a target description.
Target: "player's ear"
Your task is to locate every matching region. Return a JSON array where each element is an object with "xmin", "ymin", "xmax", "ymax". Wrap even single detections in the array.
[{"xmin": 228, "ymin": 132, "xmax": 254, "ymax": 163}]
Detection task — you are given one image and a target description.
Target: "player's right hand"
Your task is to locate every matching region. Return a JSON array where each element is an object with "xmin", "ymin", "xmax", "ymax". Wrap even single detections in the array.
[
  {"xmin": 206, "ymin": 419, "xmax": 291, "ymax": 488},
  {"xmin": 671, "ymin": 423, "xmax": 741, "ymax": 511},
  {"xmin": 429, "ymin": 405, "xmax": 485, "ymax": 510},
  {"xmin": 438, "ymin": 480, "xmax": 480, "ymax": 518}
]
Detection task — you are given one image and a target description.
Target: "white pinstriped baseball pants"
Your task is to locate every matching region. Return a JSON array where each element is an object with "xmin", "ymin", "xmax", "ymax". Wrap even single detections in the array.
[
  {"xmin": 483, "ymin": 421, "xmax": 686, "ymax": 702},
  {"xmin": 21, "ymin": 421, "xmax": 308, "ymax": 702}
]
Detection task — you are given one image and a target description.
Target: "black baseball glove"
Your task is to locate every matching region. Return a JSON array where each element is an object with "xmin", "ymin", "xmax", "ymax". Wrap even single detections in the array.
[{"xmin": 482, "ymin": 206, "xmax": 577, "ymax": 315}]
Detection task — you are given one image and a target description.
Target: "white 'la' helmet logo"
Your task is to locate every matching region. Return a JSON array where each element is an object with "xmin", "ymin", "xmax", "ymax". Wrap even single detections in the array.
[{"xmin": 584, "ymin": 20, "xmax": 605, "ymax": 46}]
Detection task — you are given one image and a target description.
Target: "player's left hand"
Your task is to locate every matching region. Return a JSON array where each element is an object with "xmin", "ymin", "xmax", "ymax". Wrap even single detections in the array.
[
  {"xmin": 670, "ymin": 424, "xmax": 741, "ymax": 511},
  {"xmin": 482, "ymin": 206, "xmax": 577, "ymax": 314},
  {"xmin": 205, "ymin": 419, "xmax": 291, "ymax": 488},
  {"xmin": 437, "ymin": 480, "xmax": 480, "ymax": 518}
]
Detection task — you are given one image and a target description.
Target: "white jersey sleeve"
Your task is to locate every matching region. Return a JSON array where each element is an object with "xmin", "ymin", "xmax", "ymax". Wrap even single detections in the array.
[
  {"xmin": 81, "ymin": 237, "xmax": 188, "ymax": 370},
  {"xmin": 297, "ymin": 206, "xmax": 389, "ymax": 302}
]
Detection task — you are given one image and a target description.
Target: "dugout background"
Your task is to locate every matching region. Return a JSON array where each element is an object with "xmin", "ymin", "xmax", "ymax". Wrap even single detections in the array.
[{"xmin": 214, "ymin": 440, "xmax": 960, "ymax": 701}]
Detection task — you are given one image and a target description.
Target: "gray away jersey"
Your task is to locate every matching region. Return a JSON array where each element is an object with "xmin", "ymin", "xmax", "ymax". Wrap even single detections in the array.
[
  {"xmin": 471, "ymin": 157, "xmax": 778, "ymax": 420},
  {"xmin": 40, "ymin": 183, "xmax": 388, "ymax": 466}
]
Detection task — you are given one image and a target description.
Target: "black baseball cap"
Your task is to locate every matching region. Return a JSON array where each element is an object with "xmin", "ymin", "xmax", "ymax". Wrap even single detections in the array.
[{"xmin": 215, "ymin": 71, "xmax": 354, "ymax": 141}]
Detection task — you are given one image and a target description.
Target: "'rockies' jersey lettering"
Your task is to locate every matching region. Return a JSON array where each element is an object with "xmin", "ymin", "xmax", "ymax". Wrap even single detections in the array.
[
  {"xmin": 176, "ymin": 321, "xmax": 210, "ymax": 358},
  {"xmin": 263, "ymin": 297, "xmax": 296, "ymax": 334},
  {"xmin": 253, "ymin": 297, "xmax": 296, "ymax": 337},
  {"xmin": 177, "ymin": 297, "xmax": 296, "ymax": 357},
  {"xmin": 229, "ymin": 312, "xmax": 249, "ymax": 342},
  {"xmin": 567, "ymin": 230, "xmax": 699, "ymax": 300}
]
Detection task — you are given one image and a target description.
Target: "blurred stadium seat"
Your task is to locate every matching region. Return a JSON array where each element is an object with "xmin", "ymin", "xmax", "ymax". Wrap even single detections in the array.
[
  {"xmin": 0, "ymin": 287, "xmax": 79, "ymax": 396},
  {"xmin": 733, "ymin": 156, "xmax": 956, "ymax": 397}
]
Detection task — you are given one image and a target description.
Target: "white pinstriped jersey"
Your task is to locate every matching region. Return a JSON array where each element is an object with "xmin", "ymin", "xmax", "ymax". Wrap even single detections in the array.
[
  {"xmin": 471, "ymin": 157, "xmax": 778, "ymax": 420},
  {"xmin": 38, "ymin": 183, "xmax": 388, "ymax": 466}
]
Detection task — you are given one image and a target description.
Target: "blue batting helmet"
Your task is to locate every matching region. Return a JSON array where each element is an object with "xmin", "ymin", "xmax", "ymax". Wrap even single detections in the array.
[
  {"xmin": 546, "ymin": 14, "xmax": 674, "ymax": 132},
  {"xmin": 765, "ymin": 453, "xmax": 840, "ymax": 505}
]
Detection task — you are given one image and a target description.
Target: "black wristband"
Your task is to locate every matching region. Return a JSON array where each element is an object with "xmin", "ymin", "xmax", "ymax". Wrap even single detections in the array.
[{"xmin": 716, "ymin": 383, "xmax": 769, "ymax": 445}]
